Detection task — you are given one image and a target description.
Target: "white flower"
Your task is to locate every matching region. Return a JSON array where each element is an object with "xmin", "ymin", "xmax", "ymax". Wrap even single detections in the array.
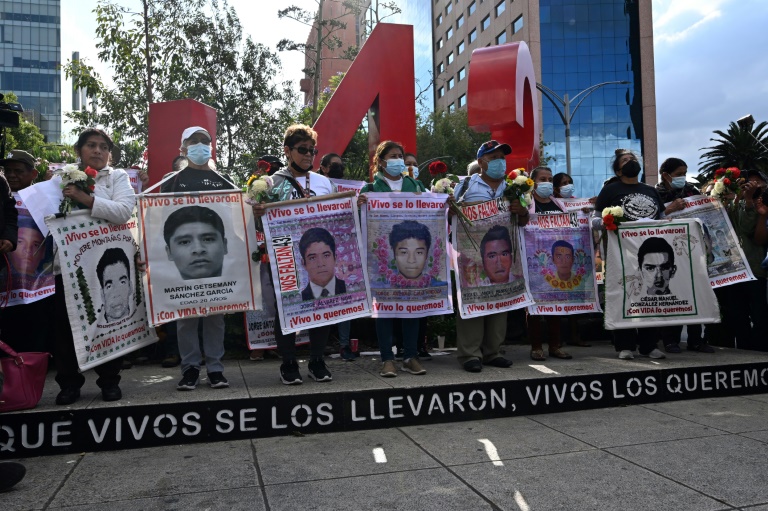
[
  {"xmin": 431, "ymin": 178, "xmax": 455, "ymax": 194},
  {"xmin": 610, "ymin": 206, "xmax": 624, "ymax": 217},
  {"xmin": 513, "ymin": 175, "xmax": 528, "ymax": 186},
  {"xmin": 711, "ymin": 181, "xmax": 725, "ymax": 196},
  {"xmin": 602, "ymin": 207, "xmax": 613, "ymax": 217}
]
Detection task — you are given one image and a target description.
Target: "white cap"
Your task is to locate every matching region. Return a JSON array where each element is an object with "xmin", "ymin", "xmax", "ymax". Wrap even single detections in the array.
[{"xmin": 180, "ymin": 126, "xmax": 211, "ymax": 145}]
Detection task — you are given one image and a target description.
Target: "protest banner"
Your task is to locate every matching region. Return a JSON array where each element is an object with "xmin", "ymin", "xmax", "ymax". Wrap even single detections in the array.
[
  {"xmin": 451, "ymin": 197, "xmax": 531, "ymax": 318},
  {"xmin": 263, "ymin": 192, "xmax": 371, "ymax": 334},
  {"xmin": 557, "ymin": 197, "xmax": 596, "ymax": 212},
  {"xmin": 604, "ymin": 219, "xmax": 721, "ymax": 329},
  {"xmin": 329, "ymin": 178, "xmax": 365, "ymax": 195},
  {"xmin": 17, "ymin": 175, "xmax": 63, "ymax": 237},
  {"xmin": 45, "ymin": 210, "xmax": 158, "ymax": 370},
  {"xmin": 123, "ymin": 168, "xmax": 143, "ymax": 194},
  {"xmin": 244, "ymin": 309, "xmax": 309, "ymax": 350},
  {"xmin": 521, "ymin": 212, "xmax": 601, "ymax": 315},
  {"xmin": 664, "ymin": 195, "xmax": 755, "ymax": 288},
  {"xmin": 139, "ymin": 190, "xmax": 261, "ymax": 326},
  {"xmin": 0, "ymin": 193, "xmax": 55, "ymax": 305},
  {"xmin": 363, "ymin": 192, "xmax": 452, "ymax": 318}
]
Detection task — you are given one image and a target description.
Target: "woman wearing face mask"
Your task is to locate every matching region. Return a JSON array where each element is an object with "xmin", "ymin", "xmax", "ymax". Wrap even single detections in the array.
[
  {"xmin": 655, "ymin": 158, "xmax": 698, "ymax": 213},
  {"xmin": 318, "ymin": 153, "xmax": 345, "ymax": 180},
  {"xmin": 527, "ymin": 166, "xmax": 572, "ymax": 361},
  {"xmin": 359, "ymin": 141, "xmax": 428, "ymax": 377},
  {"xmin": 553, "ymin": 173, "xmax": 576, "ymax": 199},
  {"xmin": 595, "ymin": 149, "xmax": 674, "ymax": 360}
]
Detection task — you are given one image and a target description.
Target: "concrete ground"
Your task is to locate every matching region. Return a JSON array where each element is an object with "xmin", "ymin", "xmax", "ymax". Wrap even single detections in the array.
[{"xmin": 2, "ymin": 393, "xmax": 768, "ymax": 510}]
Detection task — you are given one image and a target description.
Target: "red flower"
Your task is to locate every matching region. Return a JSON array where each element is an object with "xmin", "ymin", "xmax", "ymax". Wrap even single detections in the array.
[
  {"xmin": 256, "ymin": 159, "xmax": 271, "ymax": 172},
  {"xmin": 429, "ymin": 161, "xmax": 448, "ymax": 176},
  {"xmin": 88, "ymin": 184, "xmax": 95, "ymax": 191},
  {"xmin": 603, "ymin": 214, "xmax": 617, "ymax": 230},
  {"xmin": 84, "ymin": 166, "xmax": 98, "ymax": 178},
  {"xmin": 505, "ymin": 168, "xmax": 518, "ymax": 180},
  {"xmin": 715, "ymin": 168, "xmax": 726, "ymax": 177},
  {"xmin": 727, "ymin": 167, "xmax": 740, "ymax": 178},
  {"xmin": 723, "ymin": 178, "xmax": 731, "ymax": 186}
]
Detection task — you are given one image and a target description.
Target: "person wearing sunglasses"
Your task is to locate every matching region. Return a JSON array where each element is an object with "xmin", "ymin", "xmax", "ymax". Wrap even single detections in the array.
[{"xmin": 253, "ymin": 124, "xmax": 337, "ymax": 384}]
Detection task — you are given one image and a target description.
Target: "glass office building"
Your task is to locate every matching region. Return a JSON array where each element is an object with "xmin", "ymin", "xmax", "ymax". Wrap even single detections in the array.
[
  {"xmin": 0, "ymin": 0, "xmax": 61, "ymax": 142},
  {"xmin": 539, "ymin": 0, "xmax": 643, "ymax": 197}
]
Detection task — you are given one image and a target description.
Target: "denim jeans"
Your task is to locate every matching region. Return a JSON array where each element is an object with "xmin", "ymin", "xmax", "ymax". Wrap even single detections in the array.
[{"xmin": 376, "ymin": 317, "xmax": 419, "ymax": 361}]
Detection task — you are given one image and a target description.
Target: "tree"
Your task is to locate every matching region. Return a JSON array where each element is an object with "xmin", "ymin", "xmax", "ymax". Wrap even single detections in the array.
[
  {"xmin": 698, "ymin": 120, "xmax": 768, "ymax": 182},
  {"xmin": 359, "ymin": 0, "xmax": 401, "ymax": 37},
  {"xmin": 415, "ymin": 109, "xmax": 490, "ymax": 185},
  {"xmin": 1, "ymin": 92, "xmax": 45, "ymax": 155},
  {"xmin": 277, "ymin": 0, "xmax": 361, "ymax": 123},
  {"xmin": 62, "ymin": 0, "xmax": 298, "ymax": 172}
]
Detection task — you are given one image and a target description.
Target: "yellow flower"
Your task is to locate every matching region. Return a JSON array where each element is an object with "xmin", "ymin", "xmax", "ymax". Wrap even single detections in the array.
[{"xmin": 525, "ymin": 178, "xmax": 534, "ymax": 187}]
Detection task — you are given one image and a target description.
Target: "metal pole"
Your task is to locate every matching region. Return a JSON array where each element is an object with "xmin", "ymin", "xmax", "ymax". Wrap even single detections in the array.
[{"xmin": 563, "ymin": 93, "xmax": 571, "ymax": 176}]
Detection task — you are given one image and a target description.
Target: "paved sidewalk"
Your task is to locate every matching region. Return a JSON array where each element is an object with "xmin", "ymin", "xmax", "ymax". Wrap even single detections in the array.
[{"xmin": 2, "ymin": 394, "xmax": 768, "ymax": 510}]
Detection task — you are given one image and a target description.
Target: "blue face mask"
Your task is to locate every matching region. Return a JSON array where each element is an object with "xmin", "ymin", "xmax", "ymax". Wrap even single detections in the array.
[
  {"xmin": 384, "ymin": 158, "xmax": 405, "ymax": 177},
  {"xmin": 485, "ymin": 158, "xmax": 506, "ymax": 179},
  {"xmin": 536, "ymin": 182, "xmax": 554, "ymax": 198},
  {"xmin": 559, "ymin": 184, "xmax": 575, "ymax": 198},
  {"xmin": 671, "ymin": 176, "xmax": 687, "ymax": 189},
  {"xmin": 186, "ymin": 143, "xmax": 212, "ymax": 165}
]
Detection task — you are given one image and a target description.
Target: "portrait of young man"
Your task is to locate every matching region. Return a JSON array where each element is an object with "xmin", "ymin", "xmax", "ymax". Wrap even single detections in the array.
[
  {"xmin": 479, "ymin": 225, "xmax": 513, "ymax": 285},
  {"xmin": 299, "ymin": 227, "xmax": 345, "ymax": 300},
  {"xmin": 97, "ymin": 247, "xmax": 133, "ymax": 323},
  {"xmin": 637, "ymin": 237, "xmax": 677, "ymax": 296},
  {"xmin": 163, "ymin": 205, "xmax": 228, "ymax": 280},
  {"xmin": 552, "ymin": 240, "xmax": 575, "ymax": 281}
]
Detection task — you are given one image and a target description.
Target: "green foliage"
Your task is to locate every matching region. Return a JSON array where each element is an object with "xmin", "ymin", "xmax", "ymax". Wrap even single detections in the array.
[
  {"xmin": 415, "ymin": 109, "xmax": 490, "ymax": 185},
  {"xmin": 62, "ymin": 0, "xmax": 297, "ymax": 173},
  {"xmin": 698, "ymin": 120, "xmax": 768, "ymax": 182},
  {"xmin": 1, "ymin": 92, "xmax": 45, "ymax": 154},
  {"xmin": 540, "ymin": 138, "xmax": 556, "ymax": 166}
]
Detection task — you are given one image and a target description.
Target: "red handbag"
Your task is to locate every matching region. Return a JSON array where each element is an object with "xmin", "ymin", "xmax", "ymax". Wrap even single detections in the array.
[{"xmin": 0, "ymin": 339, "xmax": 49, "ymax": 412}]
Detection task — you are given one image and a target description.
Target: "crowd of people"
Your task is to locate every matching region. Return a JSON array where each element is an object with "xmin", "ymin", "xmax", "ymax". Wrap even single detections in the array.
[{"xmin": 0, "ymin": 123, "xmax": 766, "ymax": 412}]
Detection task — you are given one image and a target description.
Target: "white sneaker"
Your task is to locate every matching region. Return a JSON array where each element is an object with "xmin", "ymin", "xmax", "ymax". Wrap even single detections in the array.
[
  {"xmin": 640, "ymin": 348, "xmax": 666, "ymax": 359},
  {"xmin": 618, "ymin": 350, "xmax": 635, "ymax": 360}
]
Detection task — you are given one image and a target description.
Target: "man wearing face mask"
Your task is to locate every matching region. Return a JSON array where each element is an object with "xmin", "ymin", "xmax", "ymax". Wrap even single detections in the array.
[
  {"xmin": 655, "ymin": 158, "xmax": 699, "ymax": 213},
  {"xmin": 453, "ymin": 140, "xmax": 527, "ymax": 373},
  {"xmin": 318, "ymin": 153, "xmax": 345, "ymax": 179},
  {"xmin": 161, "ymin": 126, "xmax": 237, "ymax": 392}
]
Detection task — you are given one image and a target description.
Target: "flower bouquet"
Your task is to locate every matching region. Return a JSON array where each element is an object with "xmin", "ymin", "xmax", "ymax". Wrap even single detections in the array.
[
  {"xmin": 710, "ymin": 167, "xmax": 742, "ymax": 198},
  {"xmin": 58, "ymin": 164, "xmax": 97, "ymax": 214},
  {"xmin": 502, "ymin": 167, "xmax": 534, "ymax": 207},
  {"xmin": 601, "ymin": 206, "xmax": 625, "ymax": 232},
  {"xmin": 429, "ymin": 160, "xmax": 477, "ymax": 249},
  {"xmin": 244, "ymin": 173, "xmax": 274, "ymax": 204}
]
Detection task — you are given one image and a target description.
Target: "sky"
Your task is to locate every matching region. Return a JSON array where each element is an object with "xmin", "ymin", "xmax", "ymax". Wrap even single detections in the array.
[{"xmin": 59, "ymin": 0, "xmax": 768, "ymax": 174}]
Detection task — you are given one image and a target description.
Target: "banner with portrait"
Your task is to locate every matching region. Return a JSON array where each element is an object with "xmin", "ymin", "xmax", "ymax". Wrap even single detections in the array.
[
  {"xmin": 451, "ymin": 197, "xmax": 531, "ymax": 319},
  {"xmin": 521, "ymin": 212, "xmax": 601, "ymax": 315},
  {"xmin": 138, "ymin": 190, "xmax": 262, "ymax": 327},
  {"xmin": 244, "ymin": 309, "xmax": 309, "ymax": 350},
  {"xmin": 329, "ymin": 178, "xmax": 365, "ymax": 196},
  {"xmin": 665, "ymin": 195, "xmax": 755, "ymax": 288},
  {"xmin": 263, "ymin": 192, "xmax": 371, "ymax": 334},
  {"xmin": 604, "ymin": 219, "xmax": 721, "ymax": 329},
  {"xmin": 45, "ymin": 210, "xmax": 158, "ymax": 371},
  {"xmin": 0, "ymin": 193, "xmax": 55, "ymax": 305},
  {"xmin": 363, "ymin": 192, "xmax": 452, "ymax": 318}
]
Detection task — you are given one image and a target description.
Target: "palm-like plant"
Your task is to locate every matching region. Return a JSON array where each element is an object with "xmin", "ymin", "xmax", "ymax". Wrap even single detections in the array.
[{"xmin": 698, "ymin": 121, "xmax": 768, "ymax": 183}]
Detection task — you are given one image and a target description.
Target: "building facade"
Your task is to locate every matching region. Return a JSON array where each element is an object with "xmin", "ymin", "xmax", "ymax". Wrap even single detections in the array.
[
  {"xmin": 0, "ymin": 0, "xmax": 61, "ymax": 142},
  {"xmin": 433, "ymin": 0, "xmax": 657, "ymax": 196}
]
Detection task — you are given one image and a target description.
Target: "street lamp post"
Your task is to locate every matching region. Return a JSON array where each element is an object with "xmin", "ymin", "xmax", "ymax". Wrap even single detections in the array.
[{"xmin": 536, "ymin": 81, "xmax": 630, "ymax": 176}]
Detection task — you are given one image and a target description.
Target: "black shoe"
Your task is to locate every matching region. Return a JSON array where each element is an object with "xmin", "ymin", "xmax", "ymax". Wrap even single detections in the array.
[
  {"xmin": 101, "ymin": 385, "xmax": 122, "ymax": 402},
  {"xmin": 55, "ymin": 387, "xmax": 80, "ymax": 406},
  {"xmin": 121, "ymin": 359, "xmax": 133, "ymax": 370},
  {"xmin": 688, "ymin": 343, "xmax": 715, "ymax": 353},
  {"xmin": 463, "ymin": 359, "xmax": 482, "ymax": 373},
  {"xmin": 417, "ymin": 349, "xmax": 433, "ymax": 361},
  {"xmin": 308, "ymin": 357, "xmax": 333, "ymax": 382},
  {"xmin": 208, "ymin": 372, "xmax": 229, "ymax": 388},
  {"xmin": 177, "ymin": 367, "xmax": 200, "ymax": 391},
  {"xmin": 340, "ymin": 346, "xmax": 355, "ymax": 361},
  {"xmin": 485, "ymin": 357, "xmax": 514, "ymax": 368},
  {"xmin": 0, "ymin": 462, "xmax": 26, "ymax": 492},
  {"xmin": 280, "ymin": 360, "xmax": 303, "ymax": 385},
  {"xmin": 161, "ymin": 354, "xmax": 181, "ymax": 368},
  {"xmin": 665, "ymin": 343, "xmax": 682, "ymax": 354}
]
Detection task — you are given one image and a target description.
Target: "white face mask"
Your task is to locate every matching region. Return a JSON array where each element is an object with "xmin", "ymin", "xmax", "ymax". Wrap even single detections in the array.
[{"xmin": 559, "ymin": 184, "xmax": 575, "ymax": 198}]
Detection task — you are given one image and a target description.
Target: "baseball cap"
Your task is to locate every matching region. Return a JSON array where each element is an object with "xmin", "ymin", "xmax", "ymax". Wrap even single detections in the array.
[
  {"xmin": 477, "ymin": 140, "xmax": 512, "ymax": 159},
  {"xmin": 0, "ymin": 150, "xmax": 36, "ymax": 169},
  {"xmin": 180, "ymin": 126, "xmax": 211, "ymax": 146},
  {"xmin": 259, "ymin": 155, "xmax": 283, "ymax": 168}
]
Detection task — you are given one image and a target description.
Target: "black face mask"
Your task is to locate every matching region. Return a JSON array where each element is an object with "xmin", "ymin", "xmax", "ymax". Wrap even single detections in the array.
[
  {"xmin": 328, "ymin": 162, "xmax": 345, "ymax": 179},
  {"xmin": 621, "ymin": 160, "xmax": 641, "ymax": 178},
  {"xmin": 291, "ymin": 161, "xmax": 312, "ymax": 173}
]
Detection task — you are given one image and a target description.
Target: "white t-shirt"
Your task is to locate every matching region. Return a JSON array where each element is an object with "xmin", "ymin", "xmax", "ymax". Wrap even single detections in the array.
[
  {"xmin": 387, "ymin": 177, "xmax": 404, "ymax": 192},
  {"xmin": 290, "ymin": 172, "xmax": 335, "ymax": 199}
]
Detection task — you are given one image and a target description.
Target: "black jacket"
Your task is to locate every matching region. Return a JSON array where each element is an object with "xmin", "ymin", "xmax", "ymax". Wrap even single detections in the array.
[{"xmin": 0, "ymin": 173, "xmax": 18, "ymax": 250}]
